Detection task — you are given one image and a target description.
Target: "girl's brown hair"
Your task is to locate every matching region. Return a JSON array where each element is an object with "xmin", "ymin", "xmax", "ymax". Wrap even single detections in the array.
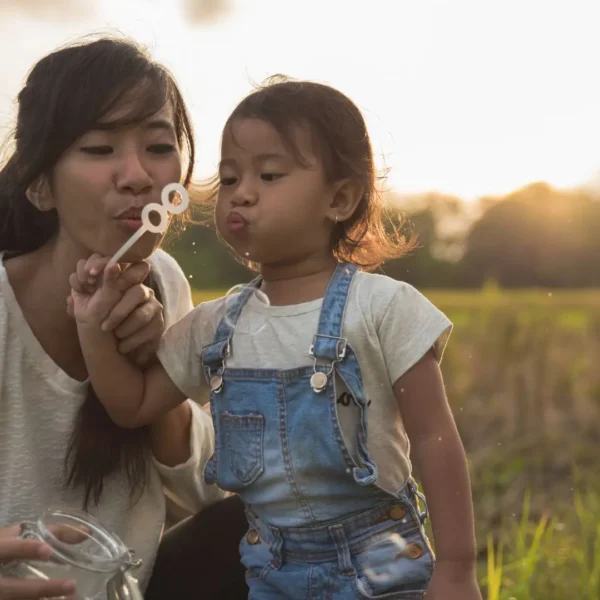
[
  {"xmin": 216, "ymin": 75, "xmax": 414, "ymax": 271},
  {"xmin": 0, "ymin": 36, "xmax": 195, "ymax": 509}
]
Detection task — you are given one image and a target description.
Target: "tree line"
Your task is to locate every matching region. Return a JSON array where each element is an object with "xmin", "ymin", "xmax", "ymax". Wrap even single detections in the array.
[{"xmin": 164, "ymin": 181, "xmax": 600, "ymax": 289}]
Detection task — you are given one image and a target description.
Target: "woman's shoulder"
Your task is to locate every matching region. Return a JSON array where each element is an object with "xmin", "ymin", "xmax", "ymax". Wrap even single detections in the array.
[{"xmin": 148, "ymin": 249, "xmax": 187, "ymax": 281}]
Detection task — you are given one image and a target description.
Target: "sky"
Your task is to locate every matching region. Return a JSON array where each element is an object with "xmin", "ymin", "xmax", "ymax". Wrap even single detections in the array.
[{"xmin": 0, "ymin": 0, "xmax": 599, "ymax": 201}]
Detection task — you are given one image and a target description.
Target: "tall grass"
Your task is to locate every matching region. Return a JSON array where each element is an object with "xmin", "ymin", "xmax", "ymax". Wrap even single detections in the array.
[{"xmin": 482, "ymin": 489, "xmax": 600, "ymax": 599}]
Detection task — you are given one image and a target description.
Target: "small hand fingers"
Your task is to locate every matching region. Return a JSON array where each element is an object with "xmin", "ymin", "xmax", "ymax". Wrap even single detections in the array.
[
  {"xmin": 76, "ymin": 259, "xmax": 88, "ymax": 286},
  {"xmin": 85, "ymin": 254, "xmax": 112, "ymax": 287},
  {"xmin": 75, "ymin": 258, "xmax": 96, "ymax": 294},
  {"xmin": 68, "ymin": 272, "xmax": 85, "ymax": 294}
]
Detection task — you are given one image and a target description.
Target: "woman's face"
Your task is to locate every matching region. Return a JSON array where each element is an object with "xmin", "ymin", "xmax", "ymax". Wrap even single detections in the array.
[{"xmin": 46, "ymin": 101, "xmax": 183, "ymax": 262}]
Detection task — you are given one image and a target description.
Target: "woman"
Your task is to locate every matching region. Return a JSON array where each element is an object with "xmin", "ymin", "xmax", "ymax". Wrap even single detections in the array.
[{"xmin": 0, "ymin": 37, "xmax": 248, "ymax": 599}]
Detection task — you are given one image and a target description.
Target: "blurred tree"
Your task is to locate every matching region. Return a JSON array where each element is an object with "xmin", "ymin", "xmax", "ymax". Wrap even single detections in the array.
[
  {"xmin": 381, "ymin": 193, "xmax": 465, "ymax": 287},
  {"xmin": 164, "ymin": 182, "xmax": 600, "ymax": 290},
  {"xmin": 459, "ymin": 183, "xmax": 600, "ymax": 287}
]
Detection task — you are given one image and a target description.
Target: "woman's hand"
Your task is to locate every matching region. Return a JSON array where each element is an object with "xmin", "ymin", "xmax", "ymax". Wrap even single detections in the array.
[
  {"xmin": 0, "ymin": 524, "xmax": 76, "ymax": 599},
  {"xmin": 101, "ymin": 282, "xmax": 164, "ymax": 367},
  {"xmin": 68, "ymin": 256, "xmax": 164, "ymax": 366}
]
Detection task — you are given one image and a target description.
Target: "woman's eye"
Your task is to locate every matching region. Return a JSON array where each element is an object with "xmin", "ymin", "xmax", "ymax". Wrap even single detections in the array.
[
  {"xmin": 80, "ymin": 146, "xmax": 113, "ymax": 155},
  {"xmin": 220, "ymin": 177, "xmax": 237, "ymax": 186},
  {"xmin": 261, "ymin": 173, "xmax": 285, "ymax": 182},
  {"xmin": 148, "ymin": 144, "xmax": 176, "ymax": 154}
]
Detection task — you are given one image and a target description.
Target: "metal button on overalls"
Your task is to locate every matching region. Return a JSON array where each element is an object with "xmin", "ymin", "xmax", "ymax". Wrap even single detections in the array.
[
  {"xmin": 388, "ymin": 505, "xmax": 406, "ymax": 520},
  {"xmin": 247, "ymin": 530, "xmax": 260, "ymax": 545},
  {"xmin": 404, "ymin": 543, "xmax": 424, "ymax": 559}
]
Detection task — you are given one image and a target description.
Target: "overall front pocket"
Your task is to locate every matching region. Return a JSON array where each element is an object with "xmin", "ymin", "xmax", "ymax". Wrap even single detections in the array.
[{"xmin": 221, "ymin": 412, "xmax": 265, "ymax": 485}]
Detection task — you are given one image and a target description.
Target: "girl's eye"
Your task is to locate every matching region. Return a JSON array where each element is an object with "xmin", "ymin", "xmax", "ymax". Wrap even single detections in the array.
[
  {"xmin": 80, "ymin": 146, "xmax": 113, "ymax": 155},
  {"xmin": 261, "ymin": 173, "xmax": 285, "ymax": 182},
  {"xmin": 220, "ymin": 177, "xmax": 237, "ymax": 186},
  {"xmin": 148, "ymin": 144, "xmax": 176, "ymax": 154}
]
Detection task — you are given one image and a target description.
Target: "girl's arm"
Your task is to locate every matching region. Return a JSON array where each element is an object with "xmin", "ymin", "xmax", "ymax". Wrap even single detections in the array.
[
  {"xmin": 77, "ymin": 322, "xmax": 186, "ymax": 428},
  {"xmin": 394, "ymin": 349, "xmax": 478, "ymax": 578},
  {"xmin": 71, "ymin": 257, "xmax": 188, "ymax": 428}
]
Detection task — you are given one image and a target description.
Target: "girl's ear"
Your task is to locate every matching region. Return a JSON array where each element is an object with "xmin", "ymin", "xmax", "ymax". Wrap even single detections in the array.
[{"xmin": 326, "ymin": 178, "xmax": 364, "ymax": 225}]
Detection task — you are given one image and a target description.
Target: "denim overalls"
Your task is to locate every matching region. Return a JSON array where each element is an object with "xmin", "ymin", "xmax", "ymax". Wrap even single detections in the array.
[{"xmin": 201, "ymin": 263, "xmax": 435, "ymax": 599}]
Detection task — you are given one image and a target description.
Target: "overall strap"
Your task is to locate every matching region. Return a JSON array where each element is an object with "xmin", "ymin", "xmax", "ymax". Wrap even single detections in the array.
[
  {"xmin": 309, "ymin": 263, "xmax": 358, "ymax": 364},
  {"xmin": 201, "ymin": 276, "xmax": 262, "ymax": 378}
]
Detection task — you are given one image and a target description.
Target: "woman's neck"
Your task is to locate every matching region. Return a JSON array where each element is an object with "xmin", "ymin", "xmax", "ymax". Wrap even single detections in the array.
[
  {"xmin": 14, "ymin": 241, "xmax": 82, "ymax": 312},
  {"xmin": 4, "ymin": 239, "xmax": 91, "ymax": 379}
]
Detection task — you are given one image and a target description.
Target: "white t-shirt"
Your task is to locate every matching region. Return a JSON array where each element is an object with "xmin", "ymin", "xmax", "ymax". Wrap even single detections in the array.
[
  {"xmin": 0, "ymin": 249, "xmax": 224, "ymax": 596},
  {"xmin": 158, "ymin": 270, "xmax": 452, "ymax": 495}
]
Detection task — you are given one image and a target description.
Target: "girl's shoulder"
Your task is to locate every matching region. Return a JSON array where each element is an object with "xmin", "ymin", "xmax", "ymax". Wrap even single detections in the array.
[
  {"xmin": 351, "ymin": 271, "xmax": 433, "ymax": 318},
  {"xmin": 350, "ymin": 271, "xmax": 452, "ymax": 373}
]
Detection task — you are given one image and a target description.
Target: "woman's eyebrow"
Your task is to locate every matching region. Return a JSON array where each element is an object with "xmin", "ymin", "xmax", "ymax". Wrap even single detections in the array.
[{"xmin": 88, "ymin": 118, "xmax": 176, "ymax": 134}]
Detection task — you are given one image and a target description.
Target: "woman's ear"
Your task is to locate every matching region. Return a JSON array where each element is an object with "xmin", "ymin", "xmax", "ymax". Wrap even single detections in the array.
[
  {"xmin": 326, "ymin": 178, "xmax": 364, "ymax": 225},
  {"xmin": 26, "ymin": 176, "xmax": 54, "ymax": 212}
]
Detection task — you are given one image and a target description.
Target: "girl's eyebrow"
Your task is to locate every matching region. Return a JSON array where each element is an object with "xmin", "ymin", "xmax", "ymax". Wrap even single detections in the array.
[{"xmin": 219, "ymin": 152, "xmax": 290, "ymax": 169}]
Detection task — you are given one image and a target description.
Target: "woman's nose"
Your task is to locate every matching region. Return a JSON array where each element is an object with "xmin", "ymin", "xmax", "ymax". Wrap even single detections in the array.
[{"xmin": 116, "ymin": 152, "xmax": 153, "ymax": 195}]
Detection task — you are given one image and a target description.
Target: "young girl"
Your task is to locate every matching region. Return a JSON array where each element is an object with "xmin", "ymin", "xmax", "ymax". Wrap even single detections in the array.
[{"xmin": 73, "ymin": 78, "xmax": 481, "ymax": 600}]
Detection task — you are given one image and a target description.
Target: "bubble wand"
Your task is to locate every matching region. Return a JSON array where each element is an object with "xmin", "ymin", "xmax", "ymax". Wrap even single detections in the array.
[{"xmin": 108, "ymin": 183, "xmax": 189, "ymax": 265}]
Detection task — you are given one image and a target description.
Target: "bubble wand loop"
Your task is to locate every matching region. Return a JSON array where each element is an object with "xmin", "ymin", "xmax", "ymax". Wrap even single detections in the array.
[{"xmin": 108, "ymin": 183, "xmax": 189, "ymax": 265}]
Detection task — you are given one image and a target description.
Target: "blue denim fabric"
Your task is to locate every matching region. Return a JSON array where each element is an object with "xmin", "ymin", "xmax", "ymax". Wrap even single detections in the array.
[{"xmin": 201, "ymin": 263, "xmax": 434, "ymax": 598}]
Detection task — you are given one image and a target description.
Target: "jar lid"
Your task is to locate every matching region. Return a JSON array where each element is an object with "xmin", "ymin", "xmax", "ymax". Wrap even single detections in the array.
[{"xmin": 32, "ymin": 507, "xmax": 131, "ymax": 573}]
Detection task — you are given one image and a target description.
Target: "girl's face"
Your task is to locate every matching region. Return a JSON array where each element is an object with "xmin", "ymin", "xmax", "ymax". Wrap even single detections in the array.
[
  {"xmin": 215, "ymin": 117, "xmax": 335, "ymax": 267},
  {"xmin": 40, "ymin": 101, "xmax": 183, "ymax": 262}
]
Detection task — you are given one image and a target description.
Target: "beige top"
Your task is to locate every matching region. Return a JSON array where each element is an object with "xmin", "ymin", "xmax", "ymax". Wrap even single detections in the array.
[
  {"xmin": 0, "ymin": 249, "xmax": 224, "ymax": 597},
  {"xmin": 159, "ymin": 271, "xmax": 452, "ymax": 495}
]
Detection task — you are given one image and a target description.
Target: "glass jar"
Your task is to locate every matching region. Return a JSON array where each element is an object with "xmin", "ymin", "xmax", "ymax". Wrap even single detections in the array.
[{"xmin": 0, "ymin": 507, "xmax": 143, "ymax": 600}]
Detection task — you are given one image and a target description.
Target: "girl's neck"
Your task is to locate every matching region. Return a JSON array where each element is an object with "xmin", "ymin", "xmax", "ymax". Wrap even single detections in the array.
[{"xmin": 259, "ymin": 254, "xmax": 338, "ymax": 306}]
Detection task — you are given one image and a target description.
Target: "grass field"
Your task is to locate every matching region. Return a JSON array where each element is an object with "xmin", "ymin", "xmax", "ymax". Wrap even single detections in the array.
[{"xmin": 192, "ymin": 287, "xmax": 600, "ymax": 599}]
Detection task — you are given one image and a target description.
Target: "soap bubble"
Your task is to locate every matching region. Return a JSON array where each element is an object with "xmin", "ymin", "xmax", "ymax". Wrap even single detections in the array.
[
  {"xmin": 222, "ymin": 283, "xmax": 270, "ymax": 335},
  {"xmin": 362, "ymin": 533, "xmax": 408, "ymax": 585}
]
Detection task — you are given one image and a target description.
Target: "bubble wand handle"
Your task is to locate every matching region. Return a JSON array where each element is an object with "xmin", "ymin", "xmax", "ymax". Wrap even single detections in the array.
[
  {"xmin": 107, "ymin": 183, "xmax": 190, "ymax": 266},
  {"xmin": 108, "ymin": 227, "xmax": 147, "ymax": 265}
]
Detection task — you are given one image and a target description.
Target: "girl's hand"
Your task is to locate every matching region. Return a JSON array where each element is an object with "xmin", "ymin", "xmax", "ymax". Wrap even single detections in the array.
[
  {"xmin": 69, "ymin": 255, "xmax": 123, "ymax": 329},
  {"xmin": 424, "ymin": 561, "xmax": 482, "ymax": 600},
  {"xmin": 0, "ymin": 524, "xmax": 77, "ymax": 599},
  {"xmin": 67, "ymin": 261, "xmax": 162, "ymax": 366},
  {"xmin": 69, "ymin": 255, "xmax": 150, "ymax": 330}
]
